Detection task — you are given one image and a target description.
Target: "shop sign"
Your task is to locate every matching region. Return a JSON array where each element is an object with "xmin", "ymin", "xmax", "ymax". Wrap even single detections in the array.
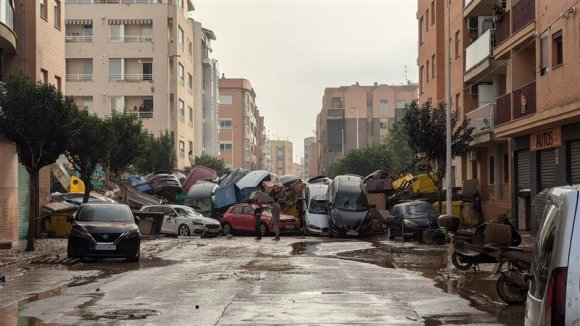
[{"xmin": 530, "ymin": 127, "xmax": 561, "ymax": 151}]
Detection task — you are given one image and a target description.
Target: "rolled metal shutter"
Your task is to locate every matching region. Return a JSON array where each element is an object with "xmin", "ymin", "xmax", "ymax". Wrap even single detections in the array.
[
  {"xmin": 18, "ymin": 163, "xmax": 30, "ymax": 239},
  {"xmin": 516, "ymin": 150, "xmax": 531, "ymax": 190},
  {"xmin": 539, "ymin": 149, "xmax": 557, "ymax": 190},
  {"xmin": 569, "ymin": 141, "xmax": 580, "ymax": 184}
]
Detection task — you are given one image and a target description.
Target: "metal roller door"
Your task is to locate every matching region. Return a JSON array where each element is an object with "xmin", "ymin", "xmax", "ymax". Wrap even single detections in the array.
[
  {"xmin": 569, "ymin": 141, "xmax": 580, "ymax": 184},
  {"xmin": 539, "ymin": 149, "xmax": 557, "ymax": 190},
  {"xmin": 18, "ymin": 163, "xmax": 30, "ymax": 239},
  {"xmin": 516, "ymin": 150, "xmax": 531, "ymax": 190}
]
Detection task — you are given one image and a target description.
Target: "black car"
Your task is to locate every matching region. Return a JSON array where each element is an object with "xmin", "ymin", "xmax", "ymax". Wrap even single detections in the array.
[
  {"xmin": 67, "ymin": 203, "xmax": 141, "ymax": 262},
  {"xmin": 327, "ymin": 175, "xmax": 373, "ymax": 237},
  {"xmin": 387, "ymin": 201, "xmax": 439, "ymax": 240}
]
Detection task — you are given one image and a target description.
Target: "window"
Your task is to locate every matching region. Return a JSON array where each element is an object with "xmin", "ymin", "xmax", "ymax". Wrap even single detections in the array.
[
  {"xmin": 380, "ymin": 122, "xmax": 388, "ymax": 129},
  {"xmin": 219, "ymin": 95, "xmax": 232, "ymax": 105},
  {"xmin": 41, "ymin": 69, "xmax": 48, "ymax": 84},
  {"xmin": 503, "ymin": 153, "xmax": 509, "ymax": 183},
  {"xmin": 80, "ymin": 96, "xmax": 93, "ymax": 113},
  {"xmin": 530, "ymin": 203, "xmax": 560, "ymax": 299},
  {"xmin": 109, "ymin": 58, "xmax": 122, "ymax": 80},
  {"xmin": 178, "ymin": 63, "xmax": 184, "ymax": 85},
  {"xmin": 142, "ymin": 98, "xmax": 153, "ymax": 115},
  {"xmin": 110, "ymin": 96, "xmax": 124, "ymax": 113},
  {"xmin": 419, "ymin": 65, "xmax": 424, "ymax": 93},
  {"xmin": 219, "ymin": 142, "xmax": 232, "ymax": 151},
  {"xmin": 179, "ymin": 141, "xmax": 185, "ymax": 157},
  {"xmin": 188, "ymin": 141, "xmax": 193, "ymax": 157},
  {"xmin": 455, "ymin": 93, "xmax": 461, "ymax": 110},
  {"xmin": 219, "ymin": 118, "xmax": 232, "ymax": 129},
  {"xmin": 142, "ymin": 24, "xmax": 152, "ymax": 40},
  {"xmin": 40, "ymin": 0, "xmax": 47, "ymax": 19},
  {"xmin": 431, "ymin": 54, "xmax": 436, "ymax": 78},
  {"xmin": 379, "ymin": 100, "xmax": 388, "ymax": 116},
  {"xmin": 426, "ymin": 60, "xmax": 430, "ymax": 83},
  {"xmin": 188, "ymin": 73, "xmax": 192, "ymax": 92},
  {"xmin": 471, "ymin": 161, "xmax": 477, "ymax": 179},
  {"xmin": 425, "ymin": 9, "xmax": 429, "ymax": 31},
  {"xmin": 53, "ymin": 1, "xmax": 61, "ymax": 29},
  {"xmin": 454, "ymin": 30, "xmax": 461, "ymax": 58},
  {"xmin": 178, "ymin": 26, "xmax": 184, "ymax": 48},
  {"xmin": 178, "ymin": 99, "xmax": 185, "ymax": 119},
  {"xmin": 540, "ymin": 32, "xmax": 548, "ymax": 75},
  {"xmin": 188, "ymin": 106, "xmax": 193, "ymax": 123},
  {"xmin": 552, "ymin": 30, "xmax": 563, "ymax": 67},
  {"xmin": 396, "ymin": 101, "xmax": 406, "ymax": 109},
  {"xmin": 489, "ymin": 156, "xmax": 495, "ymax": 184},
  {"xmin": 419, "ymin": 17, "xmax": 423, "ymax": 45},
  {"xmin": 431, "ymin": 1, "xmax": 435, "ymax": 25},
  {"xmin": 55, "ymin": 76, "xmax": 61, "ymax": 93},
  {"xmin": 109, "ymin": 24, "xmax": 123, "ymax": 42}
]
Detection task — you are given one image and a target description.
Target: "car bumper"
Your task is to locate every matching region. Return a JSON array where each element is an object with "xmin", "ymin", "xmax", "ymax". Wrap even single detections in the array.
[
  {"xmin": 330, "ymin": 222, "xmax": 372, "ymax": 237},
  {"xmin": 68, "ymin": 236, "xmax": 140, "ymax": 258},
  {"xmin": 306, "ymin": 224, "xmax": 330, "ymax": 235},
  {"xmin": 203, "ymin": 225, "xmax": 222, "ymax": 236}
]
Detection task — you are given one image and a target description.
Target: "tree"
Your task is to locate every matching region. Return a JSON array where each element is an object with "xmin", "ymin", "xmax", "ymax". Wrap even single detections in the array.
[
  {"xmin": 328, "ymin": 144, "xmax": 393, "ymax": 178},
  {"xmin": 395, "ymin": 99, "xmax": 474, "ymax": 212},
  {"xmin": 102, "ymin": 112, "xmax": 148, "ymax": 188},
  {"xmin": 134, "ymin": 131, "xmax": 176, "ymax": 174},
  {"xmin": 0, "ymin": 76, "xmax": 77, "ymax": 251},
  {"xmin": 190, "ymin": 154, "xmax": 229, "ymax": 176},
  {"xmin": 65, "ymin": 110, "xmax": 109, "ymax": 203}
]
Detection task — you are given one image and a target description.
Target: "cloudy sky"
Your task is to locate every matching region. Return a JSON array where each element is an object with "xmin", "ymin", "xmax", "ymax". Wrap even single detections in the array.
[{"xmin": 190, "ymin": 0, "xmax": 418, "ymax": 162}]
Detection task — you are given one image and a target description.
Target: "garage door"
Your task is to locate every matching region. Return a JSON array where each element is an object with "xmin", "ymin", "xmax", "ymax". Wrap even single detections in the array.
[
  {"xmin": 515, "ymin": 150, "xmax": 531, "ymax": 190},
  {"xmin": 569, "ymin": 141, "xmax": 580, "ymax": 184},
  {"xmin": 539, "ymin": 149, "xmax": 557, "ymax": 190},
  {"xmin": 18, "ymin": 163, "xmax": 29, "ymax": 239}
]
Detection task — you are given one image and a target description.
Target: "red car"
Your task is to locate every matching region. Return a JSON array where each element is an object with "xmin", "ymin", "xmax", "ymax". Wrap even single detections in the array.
[{"xmin": 221, "ymin": 204, "xmax": 299, "ymax": 236}]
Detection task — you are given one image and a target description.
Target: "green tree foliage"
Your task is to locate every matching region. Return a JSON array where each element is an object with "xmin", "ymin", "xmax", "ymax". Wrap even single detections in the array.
[
  {"xmin": 134, "ymin": 131, "xmax": 177, "ymax": 174},
  {"xmin": 102, "ymin": 112, "xmax": 148, "ymax": 185},
  {"xmin": 395, "ymin": 99, "xmax": 474, "ymax": 211},
  {"xmin": 0, "ymin": 76, "xmax": 77, "ymax": 251},
  {"xmin": 65, "ymin": 110, "xmax": 109, "ymax": 203},
  {"xmin": 329, "ymin": 144, "xmax": 392, "ymax": 178},
  {"xmin": 190, "ymin": 154, "xmax": 230, "ymax": 176}
]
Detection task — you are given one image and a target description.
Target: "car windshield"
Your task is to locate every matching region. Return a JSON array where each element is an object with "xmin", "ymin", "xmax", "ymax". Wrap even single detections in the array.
[
  {"xmin": 174, "ymin": 207, "xmax": 197, "ymax": 216},
  {"xmin": 187, "ymin": 198, "xmax": 212, "ymax": 212},
  {"xmin": 77, "ymin": 205, "xmax": 133, "ymax": 222},
  {"xmin": 334, "ymin": 192, "xmax": 368, "ymax": 211},
  {"xmin": 403, "ymin": 203, "xmax": 439, "ymax": 216},
  {"xmin": 309, "ymin": 198, "xmax": 328, "ymax": 214}
]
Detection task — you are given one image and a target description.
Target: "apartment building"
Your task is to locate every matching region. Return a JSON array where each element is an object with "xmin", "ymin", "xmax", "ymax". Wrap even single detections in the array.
[
  {"xmin": 303, "ymin": 136, "xmax": 315, "ymax": 178},
  {"xmin": 218, "ymin": 77, "xmax": 266, "ymax": 170},
  {"xmin": 420, "ymin": 0, "xmax": 580, "ymax": 232},
  {"xmin": 65, "ymin": 0, "xmax": 198, "ymax": 170},
  {"xmin": 0, "ymin": 0, "xmax": 65, "ymax": 243},
  {"xmin": 315, "ymin": 82, "xmax": 418, "ymax": 175},
  {"xmin": 270, "ymin": 140, "xmax": 293, "ymax": 176},
  {"xmin": 200, "ymin": 27, "xmax": 219, "ymax": 157}
]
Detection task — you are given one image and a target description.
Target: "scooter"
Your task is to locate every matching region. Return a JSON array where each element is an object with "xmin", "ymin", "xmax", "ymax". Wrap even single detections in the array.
[{"xmin": 493, "ymin": 247, "xmax": 533, "ymax": 304}]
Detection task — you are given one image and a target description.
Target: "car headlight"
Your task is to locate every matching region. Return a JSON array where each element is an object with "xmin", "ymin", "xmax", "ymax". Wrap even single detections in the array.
[
  {"xmin": 124, "ymin": 229, "xmax": 141, "ymax": 239},
  {"xmin": 70, "ymin": 226, "xmax": 90, "ymax": 238},
  {"xmin": 404, "ymin": 219, "xmax": 417, "ymax": 227},
  {"xmin": 191, "ymin": 220, "xmax": 205, "ymax": 226}
]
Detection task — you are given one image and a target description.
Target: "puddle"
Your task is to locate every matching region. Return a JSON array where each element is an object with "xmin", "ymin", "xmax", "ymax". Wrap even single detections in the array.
[
  {"xmin": 290, "ymin": 241, "xmax": 321, "ymax": 256},
  {"xmin": 80, "ymin": 308, "xmax": 159, "ymax": 321},
  {"xmin": 0, "ymin": 288, "xmax": 68, "ymax": 326}
]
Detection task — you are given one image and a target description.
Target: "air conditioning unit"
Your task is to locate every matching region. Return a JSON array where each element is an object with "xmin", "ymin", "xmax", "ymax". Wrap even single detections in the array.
[
  {"xmin": 469, "ymin": 84, "xmax": 479, "ymax": 95},
  {"xmin": 468, "ymin": 17, "xmax": 478, "ymax": 31}
]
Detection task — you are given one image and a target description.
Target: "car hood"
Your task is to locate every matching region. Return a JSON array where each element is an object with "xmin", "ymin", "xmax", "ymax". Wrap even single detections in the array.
[
  {"xmin": 305, "ymin": 212, "xmax": 329, "ymax": 228},
  {"xmin": 403, "ymin": 214, "xmax": 436, "ymax": 227},
  {"xmin": 332, "ymin": 209, "xmax": 368, "ymax": 226},
  {"xmin": 187, "ymin": 215, "xmax": 220, "ymax": 225},
  {"xmin": 75, "ymin": 221, "xmax": 138, "ymax": 233}
]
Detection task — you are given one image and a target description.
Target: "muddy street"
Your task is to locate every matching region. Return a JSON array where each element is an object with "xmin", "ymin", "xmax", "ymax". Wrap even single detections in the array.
[{"xmin": 0, "ymin": 237, "xmax": 525, "ymax": 325}]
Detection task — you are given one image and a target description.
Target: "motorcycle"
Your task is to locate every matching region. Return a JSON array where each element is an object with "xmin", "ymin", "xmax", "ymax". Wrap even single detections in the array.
[{"xmin": 493, "ymin": 247, "xmax": 533, "ymax": 304}]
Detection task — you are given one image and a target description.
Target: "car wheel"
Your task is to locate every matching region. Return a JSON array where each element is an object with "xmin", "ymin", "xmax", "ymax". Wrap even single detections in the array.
[
  {"xmin": 451, "ymin": 251, "xmax": 474, "ymax": 270},
  {"xmin": 222, "ymin": 223, "xmax": 232, "ymax": 236},
  {"xmin": 496, "ymin": 273, "xmax": 527, "ymax": 304},
  {"xmin": 387, "ymin": 227, "xmax": 395, "ymax": 240},
  {"xmin": 260, "ymin": 223, "xmax": 267, "ymax": 237},
  {"xmin": 178, "ymin": 224, "xmax": 190, "ymax": 236},
  {"xmin": 127, "ymin": 249, "xmax": 140, "ymax": 263}
]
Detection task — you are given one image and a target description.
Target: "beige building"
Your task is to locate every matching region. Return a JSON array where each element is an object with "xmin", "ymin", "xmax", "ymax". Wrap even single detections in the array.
[
  {"xmin": 0, "ymin": 0, "xmax": 65, "ymax": 244},
  {"xmin": 315, "ymin": 82, "xmax": 418, "ymax": 175},
  {"xmin": 269, "ymin": 140, "xmax": 293, "ymax": 176},
  {"xmin": 65, "ymin": 0, "xmax": 199, "ymax": 170},
  {"xmin": 218, "ymin": 77, "xmax": 266, "ymax": 170},
  {"xmin": 303, "ymin": 136, "xmax": 315, "ymax": 179}
]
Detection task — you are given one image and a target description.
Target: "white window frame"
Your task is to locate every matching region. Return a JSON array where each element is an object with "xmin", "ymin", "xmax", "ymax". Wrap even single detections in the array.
[{"xmin": 219, "ymin": 118, "xmax": 232, "ymax": 129}]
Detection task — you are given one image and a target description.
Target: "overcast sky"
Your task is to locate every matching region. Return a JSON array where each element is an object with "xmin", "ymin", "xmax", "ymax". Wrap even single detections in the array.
[{"xmin": 190, "ymin": 0, "xmax": 418, "ymax": 162}]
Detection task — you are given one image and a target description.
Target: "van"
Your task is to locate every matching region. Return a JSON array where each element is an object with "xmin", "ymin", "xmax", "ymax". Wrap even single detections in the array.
[
  {"xmin": 304, "ymin": 183, "xmax": 330, "ymax": 235},
  {"xmin": 327, "ymin": 175, "xmax": 373, "ymax": 237},
  {"xmin": 525, "ymin": 186, "xmax": 580, "ymax": 325}
]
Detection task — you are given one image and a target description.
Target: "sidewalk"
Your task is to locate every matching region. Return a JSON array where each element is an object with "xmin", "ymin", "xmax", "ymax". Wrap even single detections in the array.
[{"xmin": 0, "ymin": 239, "xmax": 67, "ymax": 269}]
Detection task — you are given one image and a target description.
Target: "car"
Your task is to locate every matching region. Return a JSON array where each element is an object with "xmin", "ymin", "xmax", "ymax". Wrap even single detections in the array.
[
  {"xmin": 525, "ymin": 186, "xmax": 580, "ymax": 325},
  {"xmin": 140, "ymin": 204, "xmax": 221, "ymax": 237},
  {"xmin": 183, "ymin": 181, "xmax": 219, "ymax": 218},
  {"xmin": 304, "ymin": 183, "xmax": 330, "ymax": 235},
  {"xmin": 327, "ymin": 175, "xmax": 373, "ymax": 237},
  {"xmin": 387, "ymin": 201, "xmax": 439, "ymax": 240},
  {"xmin": 67, "ymin": 203, "xmax": 141, "ymax": 262},
  {"xmin": 221, "ymin": 203, "xmax": 299, "ymax": 236}
]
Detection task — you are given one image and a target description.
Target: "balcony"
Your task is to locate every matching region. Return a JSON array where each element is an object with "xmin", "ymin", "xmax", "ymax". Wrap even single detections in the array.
[
  {"xmin": 65, "ymin": 0, "xmax": 159, "ymax": 4},
  {"xmin": 124, "ymin": 111, "xmax": 153, "ymax": 119},
  {"xmin": 463, "ymin": 0, "xmax": 497, "ymax": 18},
  {"xmin": 108, "ymin": 35, "xmax": 152, "ymax": 42},
  {"xmin": 66, "ymin": 74, "xmax": 93, "ymax": 82},
  {"xmin": 494, "ymin": 11, "xmax": 510, "ymax": 46},
  {"xmin": 465, "ymin": 29, "xmax": 492, "ymax": 72},
  {"xmin": 109, "ymin": 73, "xmax": 152, "ymax": 81},
  {"xmin": 512, "ymin": 0, "xmax": 535, "ymax": 34},
  {"xmin": 494, "ymin": 81, "xmax": 536, "ymax": 126},
  {"xmin": 495, "ymin": 93, "xmax": 511, "ymax": 126},
  {"xmin": 467, "ymin": 103, "xmax": 495, "ymax": 145},
  {"xmin": 493, "ymin": 0, "xmax": 535, "ymax": 56},
  {"xmin": 65, "ymin": 35, "xmax": 93, "ymax": 42},
  {"xmin": 0, "ymin": 0, "xmax": 16, "ymax": 54}
]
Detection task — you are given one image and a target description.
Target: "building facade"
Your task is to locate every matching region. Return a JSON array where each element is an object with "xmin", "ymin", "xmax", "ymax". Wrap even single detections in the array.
[
  {"xmin": 0, "ymin": 0, "xmax": 65, "ymax": 243},
  {"xmin": 303, "ymin": 136, "xmax": 315, "ymax": 178},
  {"xmin": 315, "ymin": 82, "xmax": 418, "ymax": 175},
  {"xmin": 269, "ymin": 140, "xmax": 293, "ymax": 176},
  {"xmin": 65, "ymin": 0, "xmax": 198, "ymax": 170},
  {"xmin": 218, "ymin": 77, "xmax": 265, "ymax": 170},
  {"xmin": 200, "ymin": 27, "xmax": 219, "ymax": 157}
]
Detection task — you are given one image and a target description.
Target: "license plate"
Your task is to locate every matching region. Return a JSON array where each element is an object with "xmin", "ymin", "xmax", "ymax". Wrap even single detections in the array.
[
  {"xmin": 95, "ymin": 244, "xmax": 116, "ymax": 251},
  {"xmin": 346, "ymin": 231, "xmax": 359, "ymax": 236}
]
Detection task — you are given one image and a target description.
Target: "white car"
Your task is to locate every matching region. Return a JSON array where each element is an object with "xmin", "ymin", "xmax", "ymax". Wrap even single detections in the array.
[
  {"xmin": 304, "ymin": 183, "xmax": 330, "ymax": 235},
  {"xmin": 525, "ymin": 186, "xmax": 580, "ymax": 325},
  {"xmin": 140, "ymin": 204, "xmax": 221, "ymax": 237}
]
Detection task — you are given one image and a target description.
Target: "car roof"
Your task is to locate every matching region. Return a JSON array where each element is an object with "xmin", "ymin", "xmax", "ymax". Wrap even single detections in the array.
[
  {"xmin": 397, "ymin": 200, "xmax": 431, "ymax": 206},
  {"xmin": 307, "ymin": 183, "xmax": 328, "ymax": 195},
  {"xmin": 334, "ymin": 175, "xmax": 363, "ymax": 192},
  {"xmin": 80, "ymin": 203, "xmax": 128, "ymax": 208}
]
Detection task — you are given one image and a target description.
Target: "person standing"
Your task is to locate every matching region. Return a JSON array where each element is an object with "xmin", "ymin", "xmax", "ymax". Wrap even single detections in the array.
[
  {"xmin": 271, "ymin": 200, "xmax": 281, "ymax": 241},
  {"xmin": 254, "ymin": 199, "xmax": 265, "ymax": 240}
]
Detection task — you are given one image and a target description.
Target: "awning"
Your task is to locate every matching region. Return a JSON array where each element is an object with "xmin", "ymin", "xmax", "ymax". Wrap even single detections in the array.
[
  {"xmin": 108, "ymin": 19, "xmax": 153, "ymax": 25},
  {"xmin": 65, "ymin": 19, "xmax": 92, "ymax": 25}
]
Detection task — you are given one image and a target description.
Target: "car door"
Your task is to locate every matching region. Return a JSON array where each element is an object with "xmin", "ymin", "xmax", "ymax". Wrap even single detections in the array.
[
  {"xmin": 389, "ymin": 206, "xmax": 402, "ymax": 229},
  {"xmin": 164, "ymin": 207, "xmax": 180, "ymax": 234},
  {"xmin": 229, "ymin": 206, "xmax": 244, "ymax": 231},
  {"xmin": 241, "ymin": 206, "xmax": 257, "ymax": 231}
]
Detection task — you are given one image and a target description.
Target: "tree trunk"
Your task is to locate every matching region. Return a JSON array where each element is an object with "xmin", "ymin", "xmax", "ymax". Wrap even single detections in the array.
[
  {"xmin": 437, "ymin": 178, "xmax": 443, "ymax": 214},
  {"xmin": 82, "ymin": 181, "xmax": 92, "ymax": 203},
  {"xmin": 25, "ymin": 169, "xmax": 39, "ymax": 252}
]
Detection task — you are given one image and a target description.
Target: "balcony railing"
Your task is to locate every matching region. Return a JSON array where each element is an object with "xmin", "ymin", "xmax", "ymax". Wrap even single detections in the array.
[
  {"xmin": 109, "ymin": 74, "xmax": 152, "ymax": 81},
  {"xmin": 65, "ymin": 0, "xmax": 159, "ymax": 4},
  {"xmin": 66, "ymin": 74, "xmax": 93, "ymax": 81},
  {"xmin": 495, "ymin": 92, "xmax": 511, "ymax": 126},
  {"xmin": 466, "ymin": 103, "xmax": 494, "ymax": 135},
  {"xmin": 178, "ymin": 78, "xmax": 185, "ymax": 86},
  {"xmin": 465, "ymin": 29, "xmax": 492, "ymax": 72},
  {"xmin": 188, "ymin": 120, "xmax": 193, "ymax": 128},
  {"xmin": 125, "ymin": 111, "xmax": 153, "ymax": 119},
  {"xmin": 512, "ymin": 0, "xmax": 535, "ymax": 34},
  {"xmin": 494, "ymin": 12, "xmax": 510, "ymax": 47},
  {"xmin": 1, "ymin": 0, "xmax": 15, "ymax": 29},
  {"xmin": 512, "ymin": 81, "xmax": 536, "ymax": 120},
  {"xmin": 65, "ymin": 35, "xmax": 93, "ymax": 42},
  {"xmin": 179, "ymin": 114, "xmax": 185, "ymax": 122},
  {"xmin": 108, "ymin": 35, "xmax": 152, "ymax": 42}
]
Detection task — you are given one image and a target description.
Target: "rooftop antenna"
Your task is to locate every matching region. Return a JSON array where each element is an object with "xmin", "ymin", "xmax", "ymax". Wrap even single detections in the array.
[{"xmin": 404, "ymin": 65, "xmax": 409, "ymax": 85}]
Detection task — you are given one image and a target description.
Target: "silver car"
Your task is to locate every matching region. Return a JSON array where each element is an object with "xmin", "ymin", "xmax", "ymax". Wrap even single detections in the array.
[
  {"xmin": 525, "ymin": 186, "xmax": 580, "ymax": 325},
  {"xmin": 140, "ymin": 204, "xmax": 221, "ymax": 237}
]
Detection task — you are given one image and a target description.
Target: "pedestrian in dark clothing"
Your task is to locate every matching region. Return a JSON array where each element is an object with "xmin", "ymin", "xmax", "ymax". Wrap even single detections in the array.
[
  {"xmin": 271, "ymin": 201, "xmax": 281, "ymax": 241},
  {"xmin": 254, "ymin": 200, "xmax": 265, "ymax": 240}
]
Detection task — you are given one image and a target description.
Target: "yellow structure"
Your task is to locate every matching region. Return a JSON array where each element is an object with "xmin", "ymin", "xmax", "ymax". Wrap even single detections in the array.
[
  {"xmin": 392, "ymin": 173, "xmax": 438, "ymax": 194},
  {"xmin": 69, "ymin": 176, "xmax": 85, "ymax": 193}
]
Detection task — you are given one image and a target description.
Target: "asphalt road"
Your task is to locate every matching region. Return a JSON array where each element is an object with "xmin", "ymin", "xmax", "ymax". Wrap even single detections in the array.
[{"xmin": 0, "ymin": 236, "xmax": 524, "ymax": 325}]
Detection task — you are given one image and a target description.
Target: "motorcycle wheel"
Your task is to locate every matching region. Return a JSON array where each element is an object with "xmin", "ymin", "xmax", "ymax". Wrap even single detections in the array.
[
  {"xmin": 497, "ymin": 273, "xmax": 527, "ymax": 304},
  {"xmin": 451, "ymin": 251, "xmax": 474, "ymax": 270}
]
